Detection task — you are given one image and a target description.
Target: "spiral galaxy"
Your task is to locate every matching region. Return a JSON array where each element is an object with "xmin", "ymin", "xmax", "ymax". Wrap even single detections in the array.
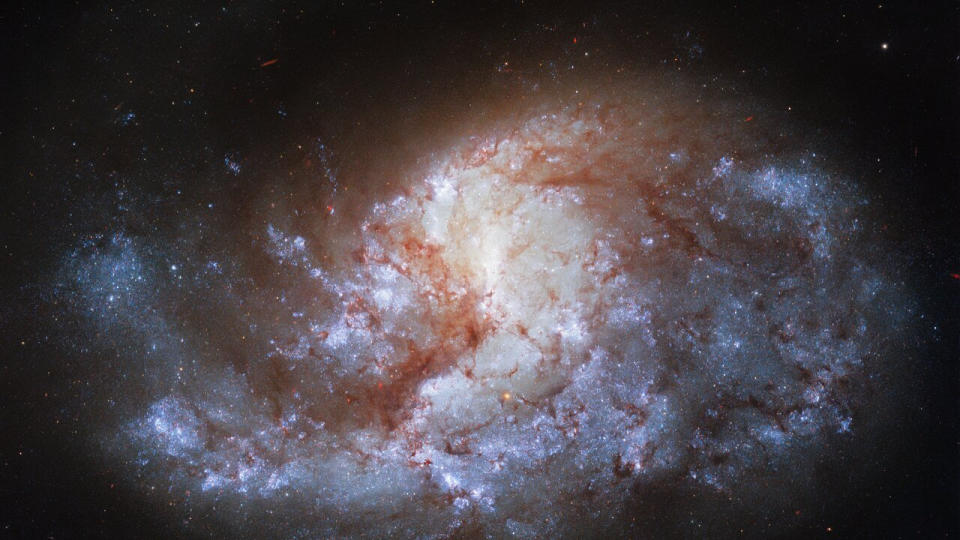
[
  {"xmin": 59, "ymin": 82, "xmax": 914, "ymax": 537},
  {"xmin": 5, "ymin": 1, "xmax": 956, "ymax": 538}
]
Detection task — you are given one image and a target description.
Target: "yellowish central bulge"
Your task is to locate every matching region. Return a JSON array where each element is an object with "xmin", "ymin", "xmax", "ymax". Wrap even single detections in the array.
[{"xmin": 412, "ymin": 147, "xmax": 608, "ymax": 431}]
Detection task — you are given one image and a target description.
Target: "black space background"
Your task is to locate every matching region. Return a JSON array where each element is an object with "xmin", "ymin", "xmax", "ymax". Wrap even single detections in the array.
[{"xmin": 1, "ymin": 1, "xmax": 958, "ymax": 538}]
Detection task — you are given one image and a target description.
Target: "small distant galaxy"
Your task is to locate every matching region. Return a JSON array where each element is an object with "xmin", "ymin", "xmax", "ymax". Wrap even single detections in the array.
[{"xmin": 3, "ymin": 1, "xmax": 957, "ymax": 538}]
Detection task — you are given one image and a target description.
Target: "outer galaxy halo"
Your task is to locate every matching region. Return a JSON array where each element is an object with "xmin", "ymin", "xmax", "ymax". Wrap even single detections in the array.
[{"xmin": 3, "ymin": 1, "xmax": 957, "ymax": 538}]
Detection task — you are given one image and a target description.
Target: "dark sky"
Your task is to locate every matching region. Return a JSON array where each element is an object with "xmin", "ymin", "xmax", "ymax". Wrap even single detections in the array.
[{"xmin": 2, "ymin": 1, "xmax": 958, "ymax": 538}]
